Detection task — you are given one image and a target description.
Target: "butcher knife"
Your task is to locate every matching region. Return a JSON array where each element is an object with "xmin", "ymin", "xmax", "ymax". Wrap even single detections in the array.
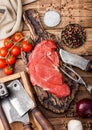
[
  {"xmin": 59, "ymin": 49, "xmax": 92, "ymax": 71},
  {"xmin": 1, "ymin": 99, "xmax": 33, "ymax": 130},
  {"xmin": 7, "ymin": 80, "xmax": 54, "ymax": 130}
]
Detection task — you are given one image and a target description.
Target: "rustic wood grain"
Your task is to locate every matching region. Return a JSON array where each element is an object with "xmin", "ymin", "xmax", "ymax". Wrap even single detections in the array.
[
  {"xmin": 22, "ymin": 28, "xmax": 92, "ymax": 41},
  {"xmin": 0, "ymin": 0, "xmax": 92, "ymax": 130}
]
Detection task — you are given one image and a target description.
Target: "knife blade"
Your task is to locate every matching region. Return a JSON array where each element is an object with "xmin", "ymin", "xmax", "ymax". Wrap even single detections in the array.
[
  {"xmin": 7, "ymin": 80, "xmax": 54, "ymax": 130},
  {"xmin": 1, "ymin": 99, "xmax": 33, "ymax": 130},
  {"xmin": 59, "ymin": 49, "xmax": 92, "ymax": 71},
  {"xmin": 7, "ymin": 80, "xmax": 34, "ymax": 117}
]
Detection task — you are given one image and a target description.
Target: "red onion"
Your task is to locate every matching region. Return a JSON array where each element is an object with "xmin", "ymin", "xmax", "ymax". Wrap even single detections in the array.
[{"xmin": 76, "ymin": 98, "xmax": 92, "ymax": 118}]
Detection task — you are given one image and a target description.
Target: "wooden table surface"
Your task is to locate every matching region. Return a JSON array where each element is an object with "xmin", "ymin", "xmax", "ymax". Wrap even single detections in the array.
[{"xmin": 0, "ymin": 0, "xmax": 92, "ymax": 130}]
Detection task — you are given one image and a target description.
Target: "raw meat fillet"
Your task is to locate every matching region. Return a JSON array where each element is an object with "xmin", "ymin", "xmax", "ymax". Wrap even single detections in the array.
[{"xmin": 28, "ymin": 40, "xmax": 70, "ymax": 97}]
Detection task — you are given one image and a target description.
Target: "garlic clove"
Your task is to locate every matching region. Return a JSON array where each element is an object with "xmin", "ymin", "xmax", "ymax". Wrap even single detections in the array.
[{"xmin": 68, "ymin": 120, "xmax": 83, "ymax": 130}]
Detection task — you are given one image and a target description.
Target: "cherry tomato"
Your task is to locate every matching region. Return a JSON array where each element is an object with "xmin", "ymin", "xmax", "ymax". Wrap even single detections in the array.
[
  {"xmin": 21, "ymin": 40, "xmax": 33, "ymax": 52},
  {"xmin": 0, "ymin": 47, "xmax": 8, "ymax": 57},
  {"xmin": 13, "ymin": 32, "xmax": 24, "ymax": 42},
  {"xmin": 4, "ymin": 37, "xmax": 13, "ymax": 48},
  {"xmin": 11, "ymin": 46, "xmax": 21, "ymax": 56},
  {"xmin": 0, "ymin": 58, "xmax": 6, "ymax": 68},
  {"xmin": 3, "ymin": 66, "xmax": 13, "ymax": 75},
  {"xmin": 6, "ymin": 55, "xmax": 16, "ymax": 65}
]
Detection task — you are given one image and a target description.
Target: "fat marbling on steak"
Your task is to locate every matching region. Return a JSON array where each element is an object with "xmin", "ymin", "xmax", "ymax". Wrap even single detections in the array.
[{"xmin": 28, "ymin": 40, "xmax": 70, "ymax": 98}]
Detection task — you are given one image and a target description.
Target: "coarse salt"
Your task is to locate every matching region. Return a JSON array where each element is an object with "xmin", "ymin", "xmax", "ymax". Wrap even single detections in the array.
[{"xmin": 43, "ymin": 10, "xmax": 61, "ymax": 27}]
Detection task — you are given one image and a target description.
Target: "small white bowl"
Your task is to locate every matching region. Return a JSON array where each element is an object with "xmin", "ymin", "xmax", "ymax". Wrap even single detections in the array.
[{"xmin": 43, "ymin": 10, "xmax": 61, "ymax": 27}]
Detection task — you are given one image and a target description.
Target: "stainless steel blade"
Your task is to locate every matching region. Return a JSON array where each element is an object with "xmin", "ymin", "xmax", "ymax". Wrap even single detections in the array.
[
  {"xmin": 59, "ymin": 49, "xmax": 90, "ymax": 70},
  {"xmin": 1, "ymin": 98, "xmax": 19, "ymax": 123},
  {"xmin": 1, "ymin": 99, "xmax": 30, "ymax": 124},
  {"xmin": 7, "ymin": 80, "xmax": 35, "ymax": 117},
  {"xmin": 10, "ymin": 111, "xmax": 30, "ymax": 124}
]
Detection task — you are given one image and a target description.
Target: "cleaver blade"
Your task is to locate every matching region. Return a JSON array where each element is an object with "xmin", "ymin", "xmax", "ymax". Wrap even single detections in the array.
[
  {"xmin": 1, "ymin": 99, "xmax": 33, "ymax": 130},
  {"xmin": 7, "ymin": 80, "xmax": 34, "ymax": 117},
  {"xmin": 59, "ymin": 49, "xmax": 92, "ymax": 71}
]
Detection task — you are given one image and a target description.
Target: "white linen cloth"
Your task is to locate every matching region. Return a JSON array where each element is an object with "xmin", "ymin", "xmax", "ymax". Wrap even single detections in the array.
[{"xmin": 0, "ymin": 0, "xmax": 37, "ymax": 40}]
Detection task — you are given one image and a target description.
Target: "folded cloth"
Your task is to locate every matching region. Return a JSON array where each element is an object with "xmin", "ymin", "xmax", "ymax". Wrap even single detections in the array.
[
  {"xmin": 0, "ymin": 0, "xmax": 37, "ymax": 40},
  {"xmin": 22, "ymin": 0, "xmax": 37, "ymax": 5}
]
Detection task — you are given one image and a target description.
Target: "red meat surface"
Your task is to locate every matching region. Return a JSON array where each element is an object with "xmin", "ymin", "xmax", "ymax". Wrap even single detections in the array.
[{"xmin": 28, "ymin": 40, "xmax": 70, "ymax": 98}]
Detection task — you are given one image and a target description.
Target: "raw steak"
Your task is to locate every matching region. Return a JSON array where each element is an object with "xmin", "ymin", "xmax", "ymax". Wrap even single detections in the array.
[{"xmin": 28, "ymin": 40, "xmax": 70, "ymax": 98}]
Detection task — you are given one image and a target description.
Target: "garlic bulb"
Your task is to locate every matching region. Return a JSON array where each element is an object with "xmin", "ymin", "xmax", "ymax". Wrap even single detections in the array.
[{"xmin": 68, "ymin": 120, "xmax": 83, "ymax": 130}]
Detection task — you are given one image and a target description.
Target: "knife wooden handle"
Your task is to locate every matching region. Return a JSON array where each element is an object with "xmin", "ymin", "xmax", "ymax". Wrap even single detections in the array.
[
  {"xmin": 86, "ymin": 61, "xmax": 92, "ymax": 71},
  {"xmin": 0, "ymin": 105, "xmax": 11, "ymax": 130},
  {"xmin": 23, "ymin": 122, "xmax": 33, "ymax": 130},
  {"xmin": 32, "ymin": 107, "xmax": 54, "ymax": 130}
]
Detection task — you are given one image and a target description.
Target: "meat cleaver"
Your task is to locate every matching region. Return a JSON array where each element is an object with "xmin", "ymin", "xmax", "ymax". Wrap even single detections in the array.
[
  {"xmin": 7, "ymin": 80, "xmax": 54, "ymax": 130},
  {"xmin": 1, "ymin": 98, "xmax": 33, "ymax": 130},
  {"xmin": 59, "ymin": 49, "xmax": 92, "ymax": 71}
]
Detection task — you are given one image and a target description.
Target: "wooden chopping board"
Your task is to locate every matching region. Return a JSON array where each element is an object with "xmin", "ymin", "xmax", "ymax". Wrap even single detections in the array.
[{"xmin": 23, "ymin": 8, "xmax": 80, "ymax": 114}]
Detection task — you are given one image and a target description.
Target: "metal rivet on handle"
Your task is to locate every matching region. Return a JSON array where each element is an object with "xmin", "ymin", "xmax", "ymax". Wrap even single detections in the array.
[{"xmin": 0, "ymin": 85, "xmax": 3, "ymax": 89}]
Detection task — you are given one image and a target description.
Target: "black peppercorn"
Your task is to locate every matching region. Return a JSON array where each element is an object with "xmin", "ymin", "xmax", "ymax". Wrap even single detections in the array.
[{"xmin": 61, "ymin": 24, "xmax": 86, "ymax": 48}]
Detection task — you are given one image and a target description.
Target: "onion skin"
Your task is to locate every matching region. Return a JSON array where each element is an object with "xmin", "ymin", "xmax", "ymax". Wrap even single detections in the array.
[{"xmin": 76, "ymin": 98, "xmax": 92, "ymax": 118}]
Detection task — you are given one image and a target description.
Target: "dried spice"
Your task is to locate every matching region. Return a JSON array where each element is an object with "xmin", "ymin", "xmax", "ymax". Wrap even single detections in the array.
[{"xmin": 61, "ymin": 24, "xmax": 86, "ymax": 48}]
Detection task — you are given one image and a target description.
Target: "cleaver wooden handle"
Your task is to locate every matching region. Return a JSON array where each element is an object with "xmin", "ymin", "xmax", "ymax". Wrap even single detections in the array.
[
  {"xmin": 86, "ymin": 61, "xmax": 92, "ymax": 72},
  {"xmin": 32, "ymin": 107, "xmax": 54, "ymax": 130},
  {"xmin": 0, "ymin": 105, "xmax": 11, "ymax": 130},
  {"xmin": 23, "ymin": 122, "xmax": 33, "ymax": 130}
]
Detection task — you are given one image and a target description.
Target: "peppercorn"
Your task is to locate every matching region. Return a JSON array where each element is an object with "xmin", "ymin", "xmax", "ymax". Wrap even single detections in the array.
[{"xmin": 61, "ymin": 24, "xmax": 86, "ymax": 48}]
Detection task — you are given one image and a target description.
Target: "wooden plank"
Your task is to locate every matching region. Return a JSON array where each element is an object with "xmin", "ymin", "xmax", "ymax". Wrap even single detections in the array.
[
  {"xmin": 60, "ymin": 16, "xmax": 92, "ymax": 28},
  {"xmin": 23, "ymin": 0, "xmax": 61, "ymax": 13},
  {"xmin": 49, "ymin": 117, "xmax": 92, "ymax": 130},
  {"xmin": 20, "ymin": 71, "xmax": 36, "ymax": 105},
  {"xmin": 14, "ymin": 59, "xmax": 27, "ymax": 73},
  {"xmin": 0, "ymin": 73, "xmax": 21, "ymax": 83},
  {"xmin": 22, "ymin": 28, "xmax": 92, "ymax": 41},
  {"xmin": 23, "ymin": 0, "xmax": 92, "ymax": 17},
  {"xmin": 46, "ymin": 28, "xmax": 92, "ymax": 42},
  {"xmin": 45, "ymin": 16, "xmax": 92, "ymax": 28},
  {"xmin": 23, "ymin": 0, "xmax": 92, "ymax": 28},
  {"xmin": 23, "ymin": 14, "xmax": 92, "ymax": 29},
  {"xmin": 61, "ymin": 41, "xmax": 92, "ymax": 55},
  {"xmin": 61, "ymin": 3, "xmax": 92, "ymax": 17}
]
